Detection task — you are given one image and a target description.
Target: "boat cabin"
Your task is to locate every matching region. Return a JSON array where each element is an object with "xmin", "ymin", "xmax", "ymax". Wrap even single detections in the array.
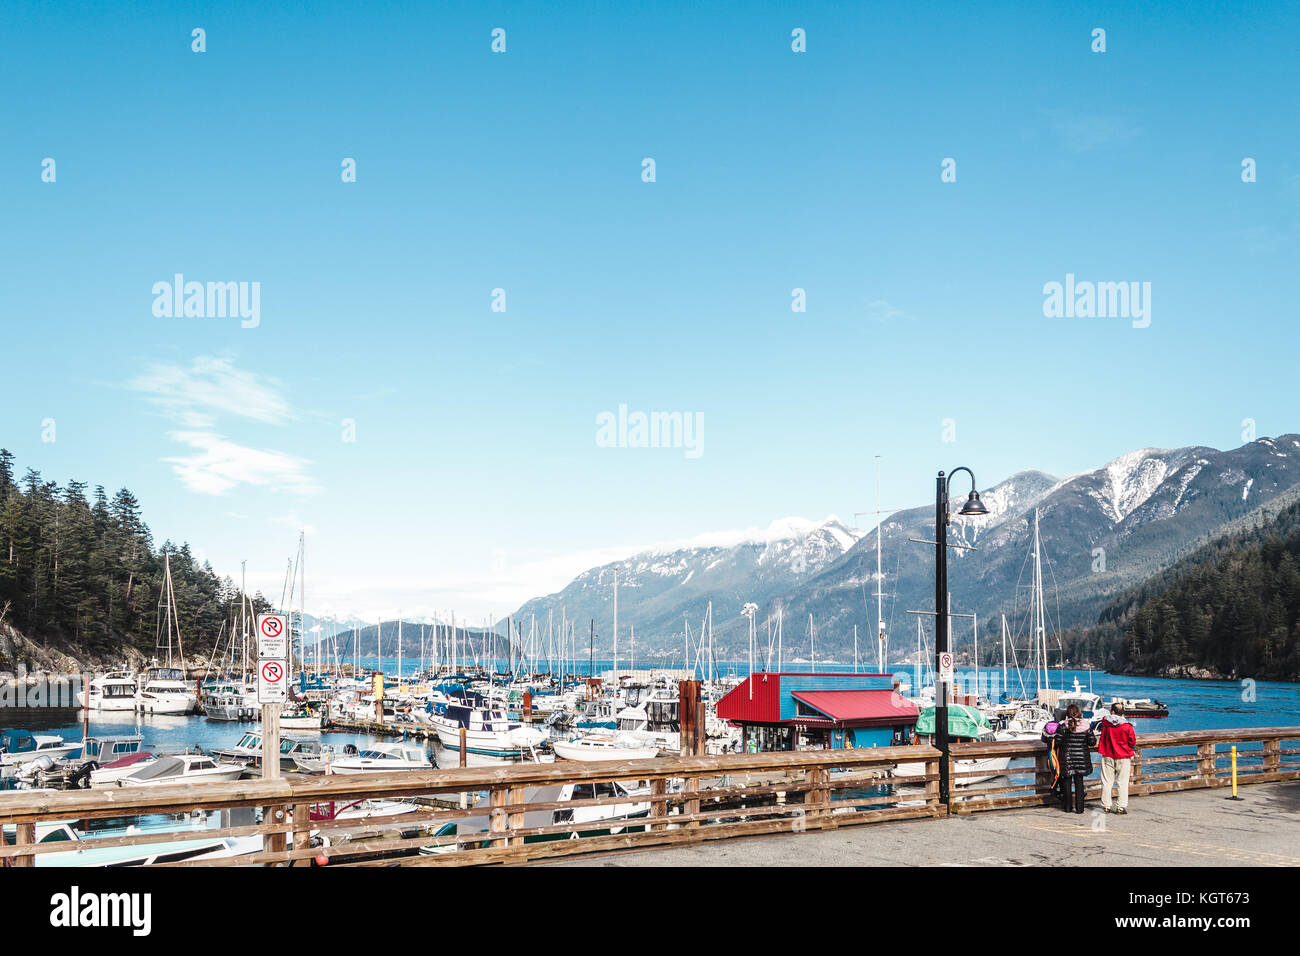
[
  {"xmin": 82, "ymin": 735, "xmax": 145, "ymax": 763},
  {"xmin": 0, "ymin": 730, "xmax": 71, "ymax": 758},
  {"xmin": 716, "ymin": 673, "xmax": 918, "ymax": 753}
]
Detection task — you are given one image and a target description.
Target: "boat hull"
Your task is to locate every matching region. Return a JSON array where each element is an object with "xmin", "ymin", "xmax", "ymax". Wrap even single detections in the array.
[{"xmin": 552, "ymin": 741, "xmax": 659, "ymax": 762}]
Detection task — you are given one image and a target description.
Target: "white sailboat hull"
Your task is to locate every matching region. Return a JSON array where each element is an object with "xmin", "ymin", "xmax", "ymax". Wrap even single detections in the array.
[{"xmin": 552, "ymin": 740, "xmax": 659, "ymax": 762}]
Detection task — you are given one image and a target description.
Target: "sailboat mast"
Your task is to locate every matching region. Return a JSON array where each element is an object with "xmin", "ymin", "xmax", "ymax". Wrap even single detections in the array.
[
  {"xmin": 240, "ymin": 559, "xmax": 248, "ymax": 681},
  {"xmin": 876, "ymin": 454, "xmax": 886, "ymax": 672},
  {"xmin": 1033, "ymin": 508, "xmax": 1049, "ymax": 692},
  {"xmin": 1001, "ymin": 613, "xmax": 1008, "ymax": 696},
  {"xmin": 915, "ymin": 617, "xmax": 922, "ymax": 695}
]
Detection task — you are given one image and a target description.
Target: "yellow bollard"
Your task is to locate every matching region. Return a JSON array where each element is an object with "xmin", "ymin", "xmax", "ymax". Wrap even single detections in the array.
[{"xmin": 1226, "ymin": 745, "xmax": 1243, "ymax": 801}]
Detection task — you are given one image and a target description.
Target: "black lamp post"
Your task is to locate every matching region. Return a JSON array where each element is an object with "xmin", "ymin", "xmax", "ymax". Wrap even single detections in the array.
[{"xmin": 934, "ymin": 467, "xmax": 987, "ymax": 803}]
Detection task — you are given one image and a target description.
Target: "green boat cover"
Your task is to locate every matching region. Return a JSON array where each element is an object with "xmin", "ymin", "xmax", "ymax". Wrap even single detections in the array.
[{"xmin": 913, "ymin": 703, "xmax": 991, "ymax": 738}]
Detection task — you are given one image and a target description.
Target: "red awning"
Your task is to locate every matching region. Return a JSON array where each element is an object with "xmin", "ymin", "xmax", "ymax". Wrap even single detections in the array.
[{"xmin": 791, "ymin": 689, "xmax": 918, "ymax": 725}]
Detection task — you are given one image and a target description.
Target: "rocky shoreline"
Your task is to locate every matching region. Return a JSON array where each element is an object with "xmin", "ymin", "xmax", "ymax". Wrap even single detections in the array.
[{"xmin": 0, "ymin": 622, "xmax": 211, "ymax": 680}]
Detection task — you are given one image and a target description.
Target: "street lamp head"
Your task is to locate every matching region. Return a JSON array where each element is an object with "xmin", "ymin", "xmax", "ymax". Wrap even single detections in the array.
[{"xmin": 958, "ymin": 490, "xmax": 989, "ymax": 517}]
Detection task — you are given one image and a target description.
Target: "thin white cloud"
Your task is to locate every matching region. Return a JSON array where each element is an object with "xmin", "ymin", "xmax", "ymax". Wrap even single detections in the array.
[
  {"xmin": 867, "ymin": 299, "xmax": 912, "ymax": 323},
  {"xmin": 163, "ymin": 431, "xmax": 318, "ymax": 496},
  {"xmin": 1047, "ymin": 111, "xmax": 1140, "ymax": 153},
  {"xmin": 130, "ymin": 355, "xmax": 293, "ymax": 425}
]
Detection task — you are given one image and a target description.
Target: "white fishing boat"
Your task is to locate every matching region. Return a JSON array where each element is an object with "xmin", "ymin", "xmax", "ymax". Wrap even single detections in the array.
[
  {"xmin": 552, "ymin": 734, "xmax": 660, "ymax": 762},
  {"xmin": 0, "ymin": 730, "xmax": 80, "ymax": 777},
  {"xmin": 430, "ymin": 701, "xmax": 545, "ymax": 755},
  {"xmin": 329, "ymin": 742, "xmax": 430, "ymax": 774},
  {"xmin": 87, "ymin": 671, "xmax": 138, "ymax": 712},
  {"xmin": 100, "ymin": 753, "xmax": 246, "ymax": 788},
  {"xmin": 15, "ymin": 734, "xmax": 150, "ymax": 788},
  {"xmin": 203, "ymin": 681, "xmax": 257, "ymax": 721}
]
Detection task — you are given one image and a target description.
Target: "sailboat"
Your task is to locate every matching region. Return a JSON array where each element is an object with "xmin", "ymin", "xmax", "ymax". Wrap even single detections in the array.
[
  {"xmin": 135, "ymin": 554, "xmax": 198, "ymax": 715},
  {"xmin": 996, "ymin": 509, "xmax": 1057, "ymax": 734}
]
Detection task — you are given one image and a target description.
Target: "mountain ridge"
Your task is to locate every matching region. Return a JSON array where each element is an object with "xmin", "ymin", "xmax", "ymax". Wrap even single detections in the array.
[{"xmin": 505, "ymin": 435, "xmax": 1300, "ymax": 664}]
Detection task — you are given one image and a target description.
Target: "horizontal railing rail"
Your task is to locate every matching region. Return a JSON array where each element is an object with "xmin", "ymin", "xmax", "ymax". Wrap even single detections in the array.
[{"xmin": 0, "ymin": 727, "xmax": 1294, "ymax": 866}]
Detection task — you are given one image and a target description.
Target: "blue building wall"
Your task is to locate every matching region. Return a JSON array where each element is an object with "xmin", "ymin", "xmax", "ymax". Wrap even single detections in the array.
[
  {"xmin": 847, "ymin": 726, "xmax": 897, "ymax": 748},
  {"xmin": 776, "ymin": 673, "xmax": 897, "ymax": 722}
]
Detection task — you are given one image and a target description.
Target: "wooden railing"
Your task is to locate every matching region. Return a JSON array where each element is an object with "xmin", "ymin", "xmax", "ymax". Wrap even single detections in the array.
[
  {"xmin": 0, "ymin": 745, "xmax": 941, "ymax": 867},
  {"xmin": 948, "ymin": 726, "xmax": 1300, "ymax": 814},
  {"xmin": 0, "ymin": 727, "xmax": 1294, "ymax": 866}
]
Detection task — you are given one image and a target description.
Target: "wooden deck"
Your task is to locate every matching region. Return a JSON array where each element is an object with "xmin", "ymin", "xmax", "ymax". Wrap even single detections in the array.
[{"xmin": 0, "ymin": 726, "xmax": 1295, "ymax": 867}]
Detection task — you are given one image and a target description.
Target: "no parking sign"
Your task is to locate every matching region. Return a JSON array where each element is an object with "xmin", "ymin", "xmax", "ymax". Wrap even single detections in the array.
[{"xmin": 256, "ymin": 613, "xmax": 290, "ymax": 704}]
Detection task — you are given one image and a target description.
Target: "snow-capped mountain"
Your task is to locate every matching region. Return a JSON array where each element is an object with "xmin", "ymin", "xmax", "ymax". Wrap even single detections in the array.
[
  {"xmin": 768, "ymin": 435, "xmax": 1300, "ymax": 660},
  {"xmin": 506, "ymin": 517, "xmax": 862, "ymax": 651},
  {"xmin": 506, "ymin": 435, "xmax": 1300, "ymax": 660}
]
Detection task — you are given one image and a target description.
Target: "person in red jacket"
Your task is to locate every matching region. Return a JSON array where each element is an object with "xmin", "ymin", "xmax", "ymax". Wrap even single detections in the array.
[{"xmin": 1098, "ymin": 702, "xmax": 1137, "ymax": 814}]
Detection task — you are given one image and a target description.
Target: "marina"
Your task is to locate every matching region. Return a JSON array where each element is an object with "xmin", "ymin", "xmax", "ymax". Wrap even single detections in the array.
[{"xmin": 1, "ymin": 662, "xmax": 1296, "ymax": 866}]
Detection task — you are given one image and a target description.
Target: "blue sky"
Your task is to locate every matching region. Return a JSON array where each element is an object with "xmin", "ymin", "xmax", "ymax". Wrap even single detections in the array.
[{"xmin": 1, "ymin": 1, "xmax": 1296, "ymax": 621}]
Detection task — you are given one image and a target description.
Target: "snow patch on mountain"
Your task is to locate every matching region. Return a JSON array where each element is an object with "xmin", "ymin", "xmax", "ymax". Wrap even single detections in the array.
[{"xmin": 1087, "ymin": 448, "xmax": 1179, "ymax": 522}]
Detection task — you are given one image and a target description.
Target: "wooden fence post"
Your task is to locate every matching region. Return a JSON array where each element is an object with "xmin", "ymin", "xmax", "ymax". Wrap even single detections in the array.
[
  {"xmin": 1197, "ymin": 742, "xmax": 1217, "ymax": 786},
  {"xmin": 13, "ymin": 823, "xmax": 34, "ymax": 868},
  {"xmin": 1263, "ymin": 738, "xmax": 1281, "ymax": 775},
  {"xmin": 925, "ymin": 752, "xmax": 939, "ymax": 810},
  {"xmin": 265, "ymin": 804, "xmax": 288, "ymax": 864},
  {"xmin": 650, "ymin": 778, "xmax": 667, "ymax": 830},
  {"xmin": 291, "ymin": 802, "xmax": 312, "ymax": 866},
  {"xmin": 685, "ymin": 776, "xmax": 701, "ymax": 828},
  {"xmin": 809, "ymin": 767, "xmax": 829, "ymax": 825},
  {"xmin": 507, "ymin": 786, "xmax": 525, "ymax": 846},
  {"xmin": 489, "ymin": 787, "xmax": 508, "ymax": 848}
]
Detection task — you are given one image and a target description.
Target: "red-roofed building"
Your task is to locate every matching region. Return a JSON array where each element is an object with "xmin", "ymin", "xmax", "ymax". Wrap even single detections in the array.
[{"xmin": 716, "ymin": 672, "xmax": 918, "ymax": 752}]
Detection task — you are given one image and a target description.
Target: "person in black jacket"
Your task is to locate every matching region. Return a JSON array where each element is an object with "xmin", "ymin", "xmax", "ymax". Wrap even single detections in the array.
[{"xmin": 1054, "ymin": 704, "xmax": 1097, "ymax": 813}]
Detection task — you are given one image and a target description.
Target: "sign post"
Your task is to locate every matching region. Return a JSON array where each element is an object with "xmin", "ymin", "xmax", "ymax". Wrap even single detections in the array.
[
  {"xmin": 938, "ymin": 651, "xmax": 954, "ymax": 687},
  {"xmin": 256, "ymin": 613, "xmax": 290, "ymax": 780}
]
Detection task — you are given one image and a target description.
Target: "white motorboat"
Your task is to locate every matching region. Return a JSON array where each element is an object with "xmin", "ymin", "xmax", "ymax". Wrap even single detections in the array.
[
  {"xmin": 279, "ymin": 709, "xmax": 325, "ymax": 731},
  {"xmin": 87, "ymin": 671, "xmax": 138, "ymax": 712},
  {"xmin": 211, "ymin": 730, "xmax": 328, "ymax": 773},
  {"xmin": 0, "ymin": 730, "xmax": 80, "ymax": 777},
  {"xmin": 101, "ymin": 753, "xmax": 246, "ymax": 788},
  {"xmin": 329, "ymin": 743, "xmax": 431, "ymax": 774},
  {"xmin": 87, "ymin": 752, "xmax": 160, "ymax": 787},
  {"xmin": 1053, "ymin": 678, "xmax": 1106, "ymax": 722},
  {"xmin": 430, "ymin": 701, "xmax": 545, "ymax": 755},
  {"xmin": 552, "ymin": 734, "xmax": 660, "ymax": 762},
  {"xmin": 135, "ymin": 666, "xmax": 197, "ymax": 715}
]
